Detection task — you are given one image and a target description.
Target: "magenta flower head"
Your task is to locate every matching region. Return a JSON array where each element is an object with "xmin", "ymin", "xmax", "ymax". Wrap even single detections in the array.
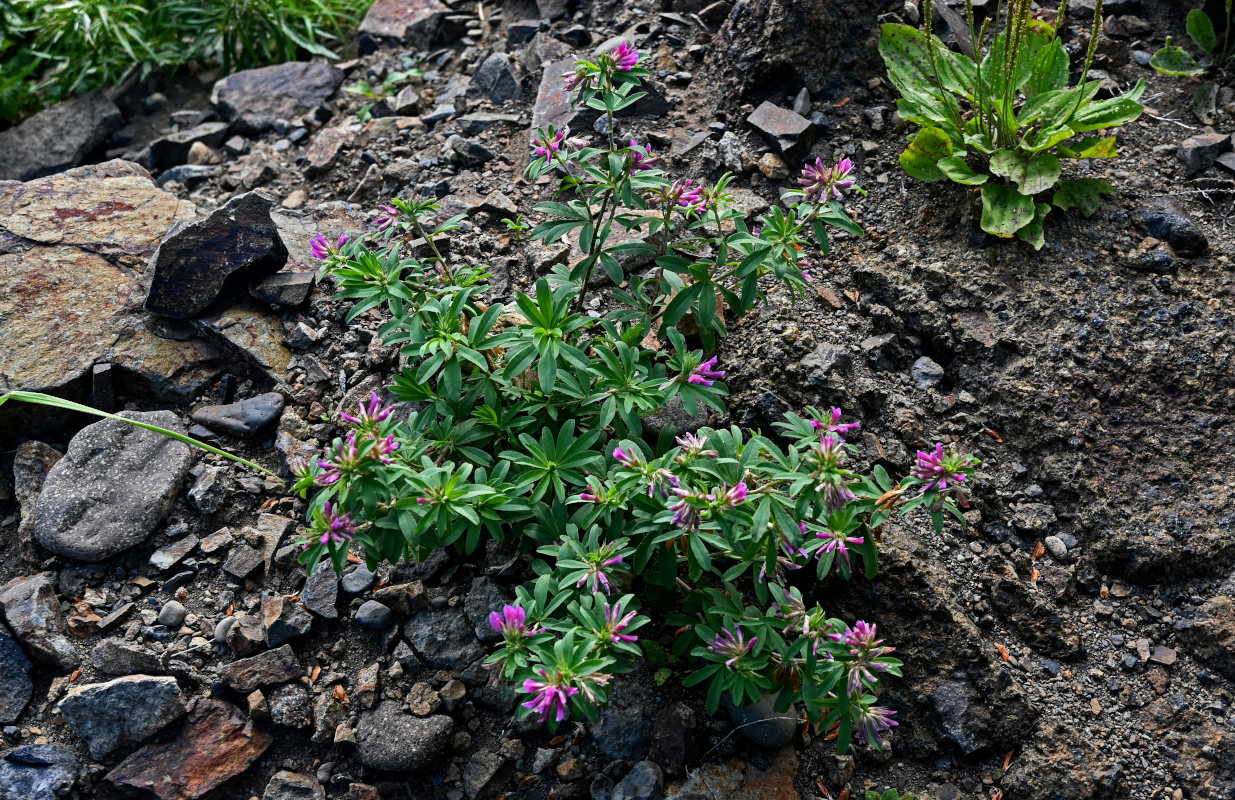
[
  {"xmin": 316, "ymin": 432, "xmax": 363, "ymax": 486},
  {"xmin": 603, "ymin": 599, "xmax": 639, "ymax": 644},
  {"xmin": 628, "ymin": 139, "xmax": 658, "ymax": 173},
  {"xmin": 317, "ymin": 501, "xmax": 357, "ymax": 547},
  {"xmin": 688, "ymin": 356, "xmax": 724, "ymax": 386},
  {"xmin": 811, "ymin": 407, "xmax": 860, "ymax": 439},
  {"xmin": 668, "ymin": 489, "xmax": 702, "ymax": 532},
  {"xmin": 835, "ymin": 620, "xmax": 896, "ymax": 694},
  {"xmin": 675, "ymin": 432, "xmax": 718, "ymax": 460},
  {"xmin": 373, "ymin": 205, "xmax": 401, "ymax": 231},
  {"xmin": 722, "ymin": 481, "xmax": 748, "ymax": 507},
  {"xmin": 669, "ymin": 178, "xmax": 704, "ymax": 213},
  {"xmin": 612, "ymin": 446, "xmax": 638, "ymax": 467},
  {"xmin": 911, "ymin": 443, "xmax": 974, "ymax": 492},
  {"xmin": 522, "ymin": 667, "xmax": 579, "ymax": 724},
  {"xmin": 612, "ymin": 41, "xmax": 640, "ymax": 71},
  {"xmin": 853, "ymin": 704, "xmax": 898, "ymax": 747},
  {"xmin": 341, "ymin": 391, "xmax": 394, "ymax": 428},
  {"xmin": 646, "ymin": 468, "xmax": 680, "ymax": 498},
  {"xmin": 816, "ymin": 526, "xmax": 865, "ymax": 569},
  {"xmin": 799, "ymin": 156, "xmax": 856, "ymax": 202},
  {"xmin": 310, "ymin": 232, "xmax": 349, "ymax": 259},
  {"xmin": 369, "ymin": 434, "xmax": 399, "ymax": 464},
  {"xmin": 489, "ymin": 604, "xmax": 542, "ymax": 639},
  {"xmin": 707, "ymin": 625, "xmax": 757, "ymax": 668},
  {"xmin": 562, "ymin": 69, "xmax": 587, "ymax": 92}
]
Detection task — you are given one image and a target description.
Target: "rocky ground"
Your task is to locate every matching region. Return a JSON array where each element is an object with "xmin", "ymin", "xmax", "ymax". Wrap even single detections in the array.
[{"xmin": 1, "ymin": 0, "xmax": 1235, "ymax": 799}]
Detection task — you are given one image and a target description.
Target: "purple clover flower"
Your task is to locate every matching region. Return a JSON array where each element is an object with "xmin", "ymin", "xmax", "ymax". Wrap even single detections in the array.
[
  {"xmin": 310, "ymin": 232, "xmax": 349, "ymax": 260},
  {"xmin": 522, "ymin": 668, "xmax": 579, "ymax": 724},
  {"xmin": 369, "ymin": 434, "xmax": 399, "ymax": 464},
  {"xmin": 853, "ymin": 704, "xmax": 898, "ymax": 747},
  {"xmin": 911, "ymin": 443, "xmax": 973, "ymax": 491},
  {"xmin": 612, "ymin": 41, "xmax": 639, "ymax": 71},
  {"xmin": 562, "ymin": 69, "xmax": 587, "ymax": 92},
  {"xmin": 341, "ymin": 391, "xmax": 394, "ymax": 428},
  {"xmin": 579, "ymin": 554, "xmax": 623, "ymax": 594},
  {"xmin": 318, "ymin": 501, "xmax": 357, "ymax": 546},
  {"xmin": 579, "ymin": 491, "xmax": 600, "ymax": 502},
  {"xmin": 668, "ymin": 489, "xmax": 702, "ymax": 532},
  {"xmin": 612, "ymin": 446, "xmax": 638, "ymax": 467},
  {"xmin": 316, "ymin": 432, "xmax": 363, "ymax": 486},
  {"xmin": 706, "ymin": 626, "xmax": 757, "ymax": 668},
  {"xmin": 669, "ymin": 179, "xmax": 704, "ymax": 212},
  {"xmin": 834, "ymin": 621, "xmax": 896, "ymax": 695},
  {"xmin": 373, "ymin": 205, "xmax": 400, "ymax": 231},
  {"xmin": 646, "ymin": 468, "xmax": 680, "ymax": 498},
  {"xmin": 688, "ymin": 356, "xmax": 724, "ymax": 386},
  {"xmin": 628, "ymin": 139, "xmax": 658, "ymax": 173},
  {"xmin": 721, "ymin": 481, "xmax": 748, "ymax": 507},
  {"xmin": 489, "ymin": 604, "xmax": 541, "ymax": 639},
  {"xmin": 799, "ymin": 157, "xmax": 856, "ymax": 203},
  {"xmin": 810, "ymin": 407, "xmax": 861, "ymax": 438},
  {"xmin": 603, "ymin": 600, "xmax": 639, "ymax": 644},
  {"xmin": 816, "ymin": 526, "xmax": 865, "ymax": 570}
]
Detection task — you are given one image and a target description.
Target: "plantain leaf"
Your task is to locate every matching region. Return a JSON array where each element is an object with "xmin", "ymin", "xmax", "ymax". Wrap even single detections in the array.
[
  {"xmin": 936, "ymin": 156, "xmax": 988, "ymax": 185},
  {"xmin": 1016, "ymin": 202, "xmax": 1052, "ymax": 250},
  {"xmin": 1052, "ymin": 178, "xmax": 1112, "ymax": 217},
  {"xmin": 1194, "ymin": 81, "xmax": 1219, "ymax": 125},
  {"xmin": 899, "ymin": 126, "xmax": 952, "ymax": 182},
  {"xmin": 1026, "ymin": 39, "xmax": 1069, "ymax": 98},
  {"xmin": 1186, "ymin": 9, "xmax": 1217, "ymax": 56},
  {"xmin": 1058, "ymin": 136, "xmax": 1118, "ymax": 159},
  {"xmin": 1149, "ymin": 44, "xmax": 1204, "ymax": 77},
  {"xmin": 980, "ymin": 183, "xmax": 1036, "ymax": 236},
  {"xmin": 989, "ymin": 150, "xmax": 1059, "ymax": 194}
]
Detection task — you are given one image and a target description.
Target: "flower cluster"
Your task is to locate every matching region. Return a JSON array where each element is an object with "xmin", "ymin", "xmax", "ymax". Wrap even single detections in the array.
[
  {"xmin": 912, "ymin": 442, "xmax": 976, "ymax": 492},
  {"xmin": 799, "ymin": 156, "xmax": 856, "ymax": 202},
  {"xmin": 310, "ymin": 232, "xmax": 348, "ymax": 260}
]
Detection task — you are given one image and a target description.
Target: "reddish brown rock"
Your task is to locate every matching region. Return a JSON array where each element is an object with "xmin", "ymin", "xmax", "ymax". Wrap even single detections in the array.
[
  {"xmin": 218, "ymin": 644, "xmax": 302, "ymax": 692},
  {"xmin": 107, "ymin": 699, "xmax": 271, "ymax": 800},
  {"xmin": 359, "ymin": 0, "xmax": 450, "ymax": 47}
]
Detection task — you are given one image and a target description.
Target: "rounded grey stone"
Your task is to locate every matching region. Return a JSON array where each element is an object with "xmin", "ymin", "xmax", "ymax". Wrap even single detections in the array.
[{"xmin": 158, "ymin": 600, "xmax": 187, "ymax": 628}]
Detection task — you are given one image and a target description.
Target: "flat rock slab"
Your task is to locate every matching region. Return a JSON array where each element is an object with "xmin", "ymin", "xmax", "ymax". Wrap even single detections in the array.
[
  {"xmin": 0, "ymin": 91, "xmax": 122, "ymax": 181},
  {"xmin": 0, "ymin": 623, "xmax": 32, "ymax": 724},
  {"xmin": 59, "ymin": 675, "xmax": 185, "ymax": 759},
  {"xmin": 219, "ymin": 644, "xmax": 301, "ymax": 693},
  {"xmin": 0, "ymin": 575, "xmax": 78, "ymax": 670},
  {"xmin": 91, "ymin": 639, "xmax": 163, "ymax": 676},
  {"xmin": 191, "ymin": 393, "xmax": 285, "ymax": 438},
  {"xmin": 145, "ymin": 190, "xmax": 287, "ymax": 319},
  {"xmin": 264, "ymin": 770, "xmax": 325, "ymax": 800},
  {"xmin": 354, "ymin": 702, "xmax": 452, "ymax": 772},
  {"xmin": 532, "ymin": 59, "xmax": 595, "ymax": 141},
  {"xmin": 0, "ymin": 744, "xmax": 78, "ymax": 800},
  {"xmin": 359, "ymin": 0, "xmax": 451, "ymax": 46},
  {"xmin": 33, "ymin": 410, "xmax": 192, "ymax": 562},
  {"xmin": 151, "ymin": 122, "xmax": 231, "ymax": 169},
  {"xmin": 194, "ymin": 305, "xmax": 293, "ymax": 380},
  {"xmin": 0, "ymin": 161, "xmax": 219, "ymax": 417},
  {"xmin": 403, "ymin": 605, "xmax": 484, "ymax": 671},
  {"xmin": 212, "ymin": 63, "xmax": 343, "ymax": 134},
  {"xmin": 107, "ymin": 699, "xmax": 271, "ymax": 800}
]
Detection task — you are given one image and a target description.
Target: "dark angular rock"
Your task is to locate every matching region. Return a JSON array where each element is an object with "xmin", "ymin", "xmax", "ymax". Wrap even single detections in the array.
[
  {"xmin": 0, "ymin": 625, "xmax": 32, "ymax": 724},
  {"xmin": 0, "ymin": 91, "xmax": 123, "ymax": 181},
  {"xmin": 211, "ymin": 63, "xmax": 343, "ymax": 135},
  {"xmin": 403, "ymin": 606, "xmax": 484, "ymax": 671},
  {"xmin": 911, "ymin": 356, "xmax": 945, "ymax": 390},
  {"xmin": 1176, "ymin": 595, "xmax": 1235, "ymax": 679},
  {"xmin": 219, "ymin": 644, "xmax": 301, "ymax": 693},
  {"xmin": 341, "ymin": 564, "xmax": 376, "ymax": 595},
  {"xmin": 191, "ymin": 393, "xmax": 285, "ymax": 438},
  {"xmin": 151, "ymin": 122, "xmax": 231, "ymax": 169},
  {"xmin": 449, "ymin": 136, "xmax": 495, "ymax": 166},
  {"xmin": 249, "ymin": 271, "xmax": 315, "ymax": 307},
  {"xmin": 0, "ymin": 744, "xmax": 78, "ymax": 800},
  {"xmin": 558, "ymin": 25, "xmax": 593, "ymax": 47},
  {"xmin": 224, "ymin": 613, "xmax": 265, "ymax": 656},
  {"xmin": 354, "ymin": 702, "xmax": 452, "ymax": 772},
  {"xmin": 590, "ymin": 681, "xmax": 653, "ymax": 760},
  {"xmin": 459, "ymin": 112, "xmax": 521, "ymax": 136},
  {"xmin": 261, "ymin": 595, "xmax": 312, "ymax": 648},
  {"xmin": 0, "ymin": 575, "xmax": 78, "ymax": 670},
  {"xmin": 91, "ymin": 639, "xmax": 163, "ymax": 676},
  {"xmin": 468, "ymin": 53, "xmax": 520, "ymax": 106},
  {"xmin": 301, "ymin": 567, "xmax": 339, "ymax": 619},
  {"xmin": 746, "ymin": 101, "xmax": 814, "ymax": 160},
  {"xmin": 223, "ymin": 544, "xmax": 264, "ymax": 579},
  {"xmin": 648, "ymin": 704, "xmax": 697, "ymax": 777},
  {"xmin": 1176, "ymin": 132, "xmax": 1229, "ymax": 176},
  {"xmin": 463, "ymin": 577, "xmax": 506, "ymax": 642},
  {"xmin": 507, "ymin": 19, "xmax": 542, "ymax": 45},
  {"xmin": 106, "ymin": 699, "xmax": 271, "ymax": 800},
  {"xmin": 611, "ymin": 761, "xmax": 663, "ymax": 800},
  {"xmin": 32, "ymin": 411, "xmax": 191, "ymax": 562},
  {"xmin": 58, "ymin": 675, "xmax": 185, "ymax": 759},
  {"xmin": 150, "ymin": 534, "xmax": 200, "ymax": 572},
  {"xmin": 1130, "ymin": 205, "xmax": 1208, "ymax": 258},
  {"xmin": 145, "ymin": 191, "xmax": 287, "ymax": 319},
  {"xmin": 264, "ymin": 770, "xmax": 325, "ymax": 800}
]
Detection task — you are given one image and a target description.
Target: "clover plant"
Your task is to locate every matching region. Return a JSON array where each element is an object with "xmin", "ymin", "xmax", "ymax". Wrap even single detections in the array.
[
  {"xmin": 880, "ymin": 0, "xmax": 1145, "ymax": 248},
  {"xmin": 291, "ymin": 44, "xmax": 978, "ymax": 751}
]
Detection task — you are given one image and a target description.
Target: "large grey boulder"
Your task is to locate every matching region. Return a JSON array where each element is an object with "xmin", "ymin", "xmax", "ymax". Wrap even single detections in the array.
[
  {"xmin": 33, "ymin": 411, "xmax": 192, "ymax": 562},
  {"xmin": 211, "ymin": 63, "xmax": 343, "ymax": 134},
  {"xmin": 58, "ymin": 675, "xmax": 185, "ymax": 759},
  {"xmin": 0, "ymin": 91, "xmax": 122, "ymax": 181},
  {"xmin": 354, "ymin": 702, "xmax": 452, "ymax": 772}
]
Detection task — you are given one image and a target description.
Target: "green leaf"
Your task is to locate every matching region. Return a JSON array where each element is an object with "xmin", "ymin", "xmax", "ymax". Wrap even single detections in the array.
[
  {"xmin": 936, "ymin": 156, "xmax": 987, "ymax": 185},
  {"xmin": 989, "ymin": 150, "xmax": 1059, "ymax": 195},
  {"xmin": 899, "ymin": 127, "xmax": 952, "ymax": 182},
  {"xmin": 1150, "ymin": 42, "xmax": 1204, "ymax": 76},
  {"xmin": 1070, "ymin": 90, "xmax": 1145, "ymax": 132},
  {"xmin": 1057, "ymin": 136, "xmax": 1118, "ymax": 159},
  {"xmin": 1186, "ymin": 9, "xmax": 1217, "ymax": 56},
  {"xmin": 1026, "ymin": 39, "xmax": 1069, "ymax": 97},
  {"xmin": 1051, "ymin": 178, "xmax": 1112, "ymax": 217},
  {"xmin": 980, "ymin": 183, "xmax": 1036, "ymax": 236},
  {"xmin": 1015, "ymin": 202, "xmax": 1051, "ymax": 250}
]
